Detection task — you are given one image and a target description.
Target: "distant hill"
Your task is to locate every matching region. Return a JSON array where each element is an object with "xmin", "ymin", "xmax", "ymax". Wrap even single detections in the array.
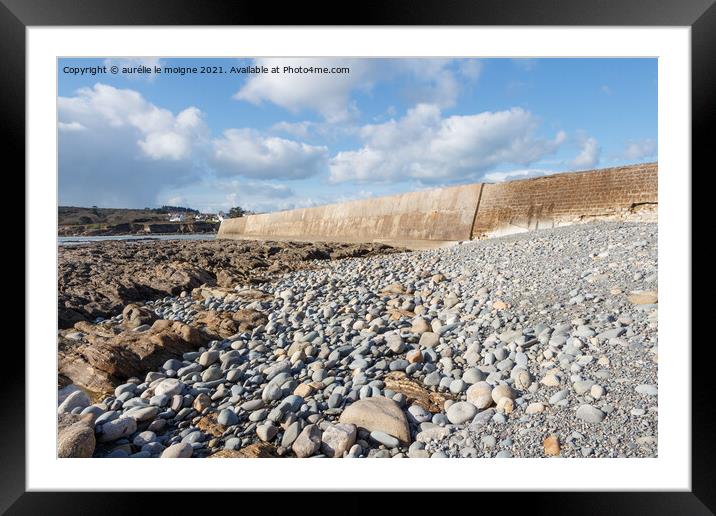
[
  {"xmin": 58, "ymin": 206, "xmax": 219, "ymax": 236},
  {"xmin": 59, "ymin": 206, "xmax": 175, "ymax": 226}
]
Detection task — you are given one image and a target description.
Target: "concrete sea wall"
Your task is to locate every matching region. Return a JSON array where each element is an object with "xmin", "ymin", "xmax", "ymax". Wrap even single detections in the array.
[
  {"xmin": 219, "ymin": 183, "xmax": 483, "ymax": 245},
  {"xmin": 471, "ymin": 162, "xmax": 658, "ymax": 238},
  {"xmin": 218, "ymin": 163, "xmax": 657, "ymax": 246}
]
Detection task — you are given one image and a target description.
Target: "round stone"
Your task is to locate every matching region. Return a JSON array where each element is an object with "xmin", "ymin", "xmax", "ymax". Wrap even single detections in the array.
[
  {"xmin": 575, "ymin": 404, "xmax": 606, "ymax": 424},
  {"xmin": 491, "ymin": 384, "xmax": 515, "ymax": 404},
  {"xmin": 466, "ymin": 382, "xmax": 493, "ymax": 409},
  {"xmin": 133, "ymin": 431, "xmax": 157, "ymax": 447},
  {"xmin": 446, "ymin": 401, "xmax": 478, "ymax": 424},
  {"xmin": 511, "ymin": 367, "xmax": 532, "ymax": 390},
  {"xmin": 462, "ymin": 368, "xmax": 486, "ymax": 384},
  {"xmin": 217, "ymin": 409, "xmax": 239, "ymax": 427},
  {"xmin": 161, "ymin": 443, "xmax": 193, "ymax": 458}
]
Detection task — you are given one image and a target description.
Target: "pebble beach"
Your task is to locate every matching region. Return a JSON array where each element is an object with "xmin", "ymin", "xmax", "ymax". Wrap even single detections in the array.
[{"xmin": 57, "ymin": 221, "xmax": 658, "ymax": 459}]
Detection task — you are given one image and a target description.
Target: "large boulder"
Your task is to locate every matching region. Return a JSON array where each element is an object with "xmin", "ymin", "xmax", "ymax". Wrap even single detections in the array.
[
  {"xmin": 58, "ymin": 319, "xmax": 207, "ymax": 394},
  {"xmin": 339, "ymin": 396, "xmax": 411, "ymax": 444},
  {"xmin": 58, "ymin": 413, "xmax": 96, "ymax": 458}
]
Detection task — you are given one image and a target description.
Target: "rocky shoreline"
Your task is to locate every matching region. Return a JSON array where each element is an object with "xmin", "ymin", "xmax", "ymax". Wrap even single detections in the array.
[
  {"xmin": 58, "ymin": 239, "xmax": 400, "ymax": 329},
  {"xmin": 57, "ymin": 221, "xmax": 658, "ymax": 459},
  {"xmin": 58, "ymin": 221, "xmax": 219, "ymax": 237}
]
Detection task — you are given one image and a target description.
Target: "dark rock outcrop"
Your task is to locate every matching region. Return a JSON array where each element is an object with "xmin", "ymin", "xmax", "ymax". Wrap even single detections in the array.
[{"xmin": 58, "ymin": 319, "xmax": 207, "ymax": 394}]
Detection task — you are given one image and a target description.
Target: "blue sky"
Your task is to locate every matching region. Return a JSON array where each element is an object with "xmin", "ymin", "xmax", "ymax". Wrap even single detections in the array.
[{"xmin": 58, "ymin": 57, "xmax": 657, "ymax": 213}]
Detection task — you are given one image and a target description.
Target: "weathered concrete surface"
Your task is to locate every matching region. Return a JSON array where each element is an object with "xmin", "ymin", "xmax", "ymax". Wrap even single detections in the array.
[
  {"xmin": 218, "ymin": 163, "xmax": 657, "ymax": 246},
  {"xmin": 219, "ymin": 183, "xmax": 483, "ymax": 245},
  {"xmin": 472, "ymin": 163, "xmax": 658, "ymax": 238}
]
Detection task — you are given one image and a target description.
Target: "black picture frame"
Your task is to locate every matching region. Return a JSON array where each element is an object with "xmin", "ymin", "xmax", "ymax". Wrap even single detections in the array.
[{"xmin": 5, "ymin": 0, "xmax": 706, "ymax": 513}]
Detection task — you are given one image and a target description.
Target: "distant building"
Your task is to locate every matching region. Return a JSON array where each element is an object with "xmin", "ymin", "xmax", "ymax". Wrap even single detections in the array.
[{"xmin": 168, "ymin": 213, "xmax": 185, "ymax": 222}]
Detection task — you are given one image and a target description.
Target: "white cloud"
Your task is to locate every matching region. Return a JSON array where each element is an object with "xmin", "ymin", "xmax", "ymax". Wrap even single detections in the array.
[
  {"xmin": 58, "ymin": 84, "xmax": 211, "ymax": 207},
  {"xmin": 233, "ymin": 58, "xmax": 376, "ymax": 122},
  {"xmin": 270, "ymin": 120, "xmax": 314, "ymax": 139},
  {"xmin": 569, "ymin": 134, "xmax": 601, "ymax": 169},
  {"xmin": 58, "ymin": 121, "xmax": 86, "ymax": 131},
  {"xmin": 395, "ymin": 59, "xmax": 462, "ymax": 108},
  {"xmin": 58, "ymin": 83, "xmax": 333, "ymax": 209},
  {"xmin": 219, "ymin": 183, "xmax": 321, "ymax": 213},
  {"xmin": 58, "ymin": 83, "xmax": 207, "ymax": 161},
  {"xmin": 211, "ymin": 129, "xmax": 328, "ymax": 179},
  {"xmin": 619, "ymin": 138, "xmax": 657, "ymax": 161},
  {"xmin": 483, "ymin": 168, "xmax": 555, "ymax": 183},
  {"xmin": 240, "ymin": 181, "xmax": 294, "ymax": 199},
  {"xmin": 600, "ymin": 85, "xmax": 614, "ymax": 95},
  {"xmin": 157, "ymin": 177, "xmax": 303, "ymax": 214},
  {"xmin": 234, "ymin": 58, "xmax": 484, "ymax": 121},
  {"xmin": 329, "ymin": 104, "xmax": 566, "ymax": 184},
  {"xmin": 459, "ymin": 60, "xmax": 483, "ymax": 81}
]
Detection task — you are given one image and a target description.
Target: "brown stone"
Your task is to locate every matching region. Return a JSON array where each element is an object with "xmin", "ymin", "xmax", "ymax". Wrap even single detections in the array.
[
  {"xmin": 234, "ymin": 288, "xmax": 272, "ymax": 302},
  {"xmin": 544, "ymin": 434, "xmax": 561, "ymax": 456},
  {"xmin": 628, "ymin": 291, "xmax": 658, "ymax": 305},
  {"xmin": 216, "ymin": 269, "xmax": 240, "ymax": 288},
  {"xmin": 121, "ymin": 303, "xmax": 158, "ymax": 329},
  {"xmin": 195, "ymin": 413, "xmax": 225, "ymax": 437},
  {"xmin": 496, "ymin": 397, "xmax": 514, "ymax": 414},
  {"xmin": 193, "ymin": 285, "xmax": 238, "ymax": 301},
  {"xmin": 193, "ymin": 393, "xmax": 212, "ymax": 412},
  {"xmin": 294, "ymin": 383, "xmax": 315, "ymax": 398},
  {"xmin": 57, "ymin": 413, "xmax": 96, "ymax": 458},
  {"xmin": 383, "ymin": 371, "xmax": 450, "ymax": 413},
  {"xmin": 209, "ymin": 443, "xmax": 279, "ymax": 458},
  {"xmin": 492, "ymin": 300, "xmax": 508, "ymax": 310},
  {"xmin": 381, "ymin": 283, "xmax": 405, "ymax": 295},
  {"xmin": 387, "ymin": 308, "xmax": 416, "ymax": 321},
  {"xmin": 192, "ymin": 309, "xmax": 268, "ymax": 339},
  {"xmin": 406, "ymin": 349, "xmax": 423, "ymax": 364},
  {"xmin": 526, "ymin": 402, "xmax": 545, "ymax": 414}
]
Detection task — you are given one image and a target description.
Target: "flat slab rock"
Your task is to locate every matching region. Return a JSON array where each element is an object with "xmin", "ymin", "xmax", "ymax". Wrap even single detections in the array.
[
  {"xmin": 58, "ymin": 319, "xmax": 207, "ymax": 394},
  {"xmin": 383, "ymin": 371, "xmax": 451, "ymax": 413}
]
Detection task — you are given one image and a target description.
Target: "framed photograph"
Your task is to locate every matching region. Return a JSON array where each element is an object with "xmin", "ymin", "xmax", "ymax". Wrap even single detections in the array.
[{"xmin": 6, "ymin": 0, "xmax": 706, "ymax": 512}]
